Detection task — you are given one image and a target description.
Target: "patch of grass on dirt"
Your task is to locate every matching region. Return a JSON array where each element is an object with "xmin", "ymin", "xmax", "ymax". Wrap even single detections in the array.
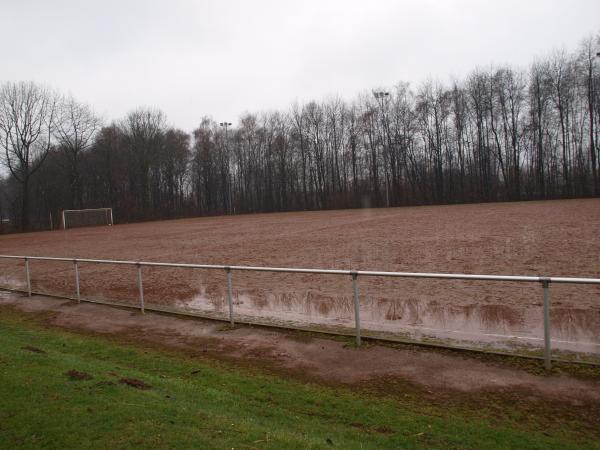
[
  {"xmin": 215, "ymin": 323, "xmax": 241, "ymax": 332},
  {"xmin": 0, "ymin": 310, "xmax": 598, "ymax": 449}
]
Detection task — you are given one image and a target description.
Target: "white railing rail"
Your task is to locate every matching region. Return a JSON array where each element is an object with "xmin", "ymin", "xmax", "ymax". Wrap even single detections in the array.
[{"xmin": 1, "ymin": 254, "xmax": 599, "ymax": 370}]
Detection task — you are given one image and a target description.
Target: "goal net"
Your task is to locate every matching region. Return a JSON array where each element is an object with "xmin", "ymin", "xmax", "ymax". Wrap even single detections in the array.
[{"xmin": 62, "ymin": 208, "xmax": 113, "ymax": 229}]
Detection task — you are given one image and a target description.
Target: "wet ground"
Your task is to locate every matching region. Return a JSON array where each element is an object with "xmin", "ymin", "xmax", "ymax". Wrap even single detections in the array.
[
  {"xmin": 1, "ymin": 199, "xmax": 598, "ymax": 356},
  {"xmin": 180, "ymin": 286, "xmax": 600, "ymax": 354},
  {"xmin": 2, "ymin": 291, "xmax": 600, "ymax": 406}
]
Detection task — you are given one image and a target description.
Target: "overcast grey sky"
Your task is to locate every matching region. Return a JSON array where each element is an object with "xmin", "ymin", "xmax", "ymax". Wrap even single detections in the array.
[{"xmin": 2, "ymin": 0, "xmax": 599, "ymax": 131}]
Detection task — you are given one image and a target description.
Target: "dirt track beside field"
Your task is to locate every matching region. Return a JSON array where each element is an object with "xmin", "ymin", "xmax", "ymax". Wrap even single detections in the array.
[
  {"xmin": 2, "ymin": 292, "xmax": 600, "ymax": 407},
  {"xmin": 0, "ymin": 199, "xmax": 599, "ymax": 348}
]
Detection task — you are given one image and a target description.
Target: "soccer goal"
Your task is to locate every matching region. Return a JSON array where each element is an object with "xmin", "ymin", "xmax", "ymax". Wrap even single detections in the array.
[{"xmin": 62, "ymin": 208, "xmax": 113, "ymax": 229}]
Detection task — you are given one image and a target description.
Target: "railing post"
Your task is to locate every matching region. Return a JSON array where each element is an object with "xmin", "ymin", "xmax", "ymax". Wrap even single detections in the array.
[
  {"xmin": 137, "ymin": 263, "xmax": 145, "ymax": 314},
  {"xmin": 24, "ymin": 257, "xmax": 31, "ymax": 297},
  {"xmin": 351, "ymin": 272, "xmax": 361, "ymax": 346},
  {"xmin": 73, "ymin": 260, "xmax": 81, "ymax": 303},
  {"xmin": 225, "ymin": 267, "xmax": 234, "ymax": 326},
  {"xmin": 541, "ymin": 277, "xmax": 551, "ymax": 371}
]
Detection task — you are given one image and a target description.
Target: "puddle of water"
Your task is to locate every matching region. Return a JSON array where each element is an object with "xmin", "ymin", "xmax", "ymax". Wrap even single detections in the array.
[
  {"xmin": 2, "ymin": 271, "xmax": 597, "ymax": 355},
  {"xmin": 0, "ymin": 275, "xmax": 26, "ymax": 290},
  {"xmin": 180, "ymin": 285, "xmax": 600, "ymax": 354}
]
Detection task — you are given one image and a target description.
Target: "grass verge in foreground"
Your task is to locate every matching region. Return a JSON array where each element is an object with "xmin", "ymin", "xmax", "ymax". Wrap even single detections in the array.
[{"xmin": 0, "ymin": 310, "xmax": 597, "ymax": 449}]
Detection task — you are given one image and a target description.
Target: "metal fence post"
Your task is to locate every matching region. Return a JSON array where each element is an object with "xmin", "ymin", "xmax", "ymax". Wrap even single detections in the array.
[
  {"xmin": 24, "ymin": 257, "xmax": 31, "ymax": 297},
  {"xmin": 137, "ymin": 263, "xmax": 145, "ymax": 314},
  {"xmin": 541, "ymin": 278, "xmax": 551, "ymax": 371},
  {"xmin": 225, "ymin": 267, "xmax": 234, "ymax": 326},
  {"xmin": 74, "ymin": 260, "xmax": 81, "ymax": 303},
  {"xmin": 351, "ymin": 272, "xmax": 361, "ymax": 346}
]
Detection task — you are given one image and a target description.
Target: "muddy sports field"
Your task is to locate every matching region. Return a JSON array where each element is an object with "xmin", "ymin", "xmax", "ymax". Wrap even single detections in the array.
[{"xmin": 1, "ymin": 199, "xmax": 599, "ymax": 355}]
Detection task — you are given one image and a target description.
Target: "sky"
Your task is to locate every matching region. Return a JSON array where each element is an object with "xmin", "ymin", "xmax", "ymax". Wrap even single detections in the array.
[{"xmin": 1, "ymin": 0, "xmax": 599, "ymax": 132}]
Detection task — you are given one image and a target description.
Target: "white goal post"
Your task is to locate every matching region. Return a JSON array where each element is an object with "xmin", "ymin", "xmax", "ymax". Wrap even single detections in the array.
[{"xmin": 62, "ymin": 208, "xmax": 114, "ymax": 229}]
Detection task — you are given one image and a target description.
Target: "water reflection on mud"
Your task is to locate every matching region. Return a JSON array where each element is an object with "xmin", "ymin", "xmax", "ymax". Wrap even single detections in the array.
[
  {"xmin": 183, "ymin": 286, "xmax": 600, "ymax": 354},
  {"xmin": 0, "ymin": 275, "xmax": 25, "ymax": 289}
]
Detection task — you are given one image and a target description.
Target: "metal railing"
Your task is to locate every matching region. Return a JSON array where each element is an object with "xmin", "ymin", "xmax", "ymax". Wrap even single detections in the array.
[{"xmin": 1, "ymin": 254, "xmax": 599, "ymax": 370}]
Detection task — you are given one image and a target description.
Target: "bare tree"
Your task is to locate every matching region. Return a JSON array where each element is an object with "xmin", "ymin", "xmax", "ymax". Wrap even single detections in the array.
[
  {"xmin": 3, "ymin": 33, "xmax": 600, "ymax": 233},
  {"xmin": 121, "ymin": 108, "xmax": 166, "ymax": 216},
  {"xmin": 163, "ymin": 128, "xmax": 190, "ymax": 214},
  {"xmin": 579, "ymin": 36, "xmax": 599, "ymax": 194},
  {"xmin": 0, "ymin": 81, "xmax": 57, "ymax": 230},
  {"xmin": 55, "ymin": 96, "xmax": 101, "ymax": 208}
]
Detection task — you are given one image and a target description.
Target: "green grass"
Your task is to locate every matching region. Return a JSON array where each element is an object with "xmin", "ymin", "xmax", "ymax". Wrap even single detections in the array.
[{"xmin": 0, "ymin": 310, "xmax": 597, "ymax": 449}]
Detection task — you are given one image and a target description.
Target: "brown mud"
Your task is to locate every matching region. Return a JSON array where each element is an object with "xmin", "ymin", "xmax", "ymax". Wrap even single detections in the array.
[{"xmin": 1, "ymin": 199, "xmax": 599, "ymax": 352}]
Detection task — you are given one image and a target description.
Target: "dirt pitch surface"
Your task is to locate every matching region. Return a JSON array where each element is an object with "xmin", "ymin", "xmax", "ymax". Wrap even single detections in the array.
[
  {"xmin": 0, "ymin": 199, "xmax": 599, "ymax": 352},
  {"xmin": 2, "ymin": 292, "xmax": 600, "ymax": 408}
]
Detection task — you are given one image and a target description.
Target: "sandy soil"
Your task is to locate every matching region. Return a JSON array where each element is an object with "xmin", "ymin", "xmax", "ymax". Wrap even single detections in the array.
[
  {"xmin": 1, "ymin": 292, "xmax": 599, "ymax": 407},
  {"xmin": 0, "ymin": 199, "xmax": 599, "ymax": 348}
]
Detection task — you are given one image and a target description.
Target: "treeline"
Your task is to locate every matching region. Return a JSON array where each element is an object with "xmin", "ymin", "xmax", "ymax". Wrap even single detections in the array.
[{"xmin": 1, "ymin": 34, "xmax": 599, "ymax": 231}]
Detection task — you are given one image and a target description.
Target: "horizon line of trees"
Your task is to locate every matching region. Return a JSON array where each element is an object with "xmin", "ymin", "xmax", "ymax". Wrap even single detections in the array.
[{"xmin": 1, "ymin": 33, "xmax": 599, "ymax": 232}]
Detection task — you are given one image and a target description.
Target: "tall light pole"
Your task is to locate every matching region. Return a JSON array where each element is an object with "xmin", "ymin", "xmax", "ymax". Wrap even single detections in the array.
[
  {"xmin": 373, "ymin": 91, "xmax": 390, "ymax": 207},
  {"xmin": 220, "ymin": 122, "xmax": 233, "ymax": 215}
]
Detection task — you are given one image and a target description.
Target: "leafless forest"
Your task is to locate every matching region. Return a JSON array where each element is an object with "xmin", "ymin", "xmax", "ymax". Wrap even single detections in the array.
[{"xmin": 0, "ymin": 34, "xmax": 599, "ymax": 231}]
